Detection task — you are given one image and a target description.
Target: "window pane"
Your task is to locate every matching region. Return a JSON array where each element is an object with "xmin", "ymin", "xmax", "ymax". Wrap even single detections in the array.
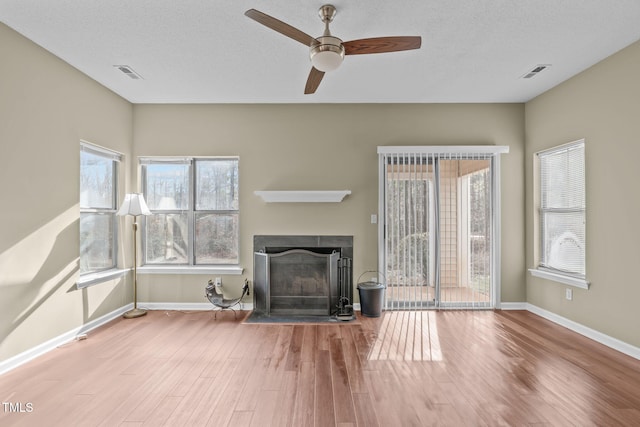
[
  {"xmin": 468, "ymin": 167, "xmax": 491, "ymax": 297},
  {"xmin": 80, "ymin": 151, "xmax": 114, "ymax": 209},
  {"xmin": 385, "ymin": 157, "xmax": 433, "ymax": 287},
  {"xmin": 541, "ymin": 145, "xmax": 585, "ymax": 209},
  {"xmin": 195, "ymin": 159, "xmax": 239, "ymax": 211},
  {"xmin": 144, "ymin": 164, "xmax": 190, "ymax": 210},
  {"xmin": 195, "ymin": 213, "xmax": 239, "ymax": 264},
  {"xmin": 80, "ymin": 213, "xmax": 114, "ymax": 273},
  {"xmin": 469, "ymin": 168, "xmax": 490, "ymax": 236},
  {"xmin": 145, "ymin": 213, "xmax": 189, "ymax": 264},
  {"xmin": 542, "ymin": 211, "xmax": 585, "ymax": 275}
]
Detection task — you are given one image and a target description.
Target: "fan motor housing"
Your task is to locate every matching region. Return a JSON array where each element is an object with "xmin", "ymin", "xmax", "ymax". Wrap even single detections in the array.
[{"xmin": 310, "ymin": 36, "xmax": 345, "ymax": 72}]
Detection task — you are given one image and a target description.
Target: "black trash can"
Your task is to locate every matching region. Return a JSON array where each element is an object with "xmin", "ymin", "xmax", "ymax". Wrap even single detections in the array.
[{"xmin": 357, "ymin": 280, "xmax": 385, "ymax": 317}]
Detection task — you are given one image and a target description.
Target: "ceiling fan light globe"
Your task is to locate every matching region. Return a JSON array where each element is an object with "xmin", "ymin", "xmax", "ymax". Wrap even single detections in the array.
[
  {"xmin": 310, "ymin": 36, "xmax": 345, "ymax": 72},
  {"xmin": 311, "ymin": 51, "xmax": 343, "ymax": 72}
]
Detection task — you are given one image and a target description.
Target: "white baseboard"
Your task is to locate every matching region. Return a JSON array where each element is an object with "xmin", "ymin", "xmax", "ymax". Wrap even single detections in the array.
[
  {"xmin": 499, "ymin": 302, "xmax": 528, "ymax": 310},
  {"xmin": 140, "ymin": 302, "xmax": 254, "ymax": 311},
  {"xmin": 0, "ymin": 303, "xmax": 133, "ymax": 376},
  {"xmin": 525, "ymin": 303, "xmax": 640, "ymax": 361}
]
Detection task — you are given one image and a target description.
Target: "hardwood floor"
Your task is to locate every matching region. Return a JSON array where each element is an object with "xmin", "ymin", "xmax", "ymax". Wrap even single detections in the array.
[{"xmin": 1, "ymin": 310, "xmax": 639, "ymax": 426}]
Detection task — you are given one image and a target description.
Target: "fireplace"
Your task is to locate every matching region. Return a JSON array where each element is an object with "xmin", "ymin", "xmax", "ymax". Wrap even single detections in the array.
[{"xmin": 253, "ymin": 235, "xmax": 353, "ymax": 317}]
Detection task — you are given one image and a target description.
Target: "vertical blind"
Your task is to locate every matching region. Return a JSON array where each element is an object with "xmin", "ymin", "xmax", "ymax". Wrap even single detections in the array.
[
  {"xmin": 383, "ymin": 151, "xmax": 434, "ymax": 309},
  {"xmin": 378, "ymin": 146, "xmax": 508, "ymax": 310},
  {"xmin": 538, "ymin": 140, "xmax": 586, "ymax": 277}
]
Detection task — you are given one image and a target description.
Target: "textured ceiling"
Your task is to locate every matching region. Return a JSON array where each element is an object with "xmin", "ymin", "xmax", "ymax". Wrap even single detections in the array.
[{"xmin": 2, "ymin": 0, "xmax": 639, "ymax": 104}]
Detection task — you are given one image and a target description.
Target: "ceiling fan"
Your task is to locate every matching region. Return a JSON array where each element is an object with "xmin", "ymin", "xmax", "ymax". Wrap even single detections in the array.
[{"xmin": 245, "ymin": 4, "xmax": 422, "ymax": 94}]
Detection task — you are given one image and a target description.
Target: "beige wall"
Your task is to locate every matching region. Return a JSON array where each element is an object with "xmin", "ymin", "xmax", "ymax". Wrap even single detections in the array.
[
  {"xmin": 0, "ymin": 24, "xmax": 133, "ymax": 362},
  {"xmin": 525, "ymin": 40, "xmax": 640, "ymax": 347},
  {"xmin": 133, "ymin": 103, "xmax": 526, "ymax": 305}
]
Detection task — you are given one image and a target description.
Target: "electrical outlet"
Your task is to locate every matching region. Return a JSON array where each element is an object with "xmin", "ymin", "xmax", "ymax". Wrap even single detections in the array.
[
  {"xmin": 565, "ymin": 288, "xmax": 573, "ymax": 301},
  {"xmin": 215, "ymin": 277, "xmax": 222, "ymax": 286}
]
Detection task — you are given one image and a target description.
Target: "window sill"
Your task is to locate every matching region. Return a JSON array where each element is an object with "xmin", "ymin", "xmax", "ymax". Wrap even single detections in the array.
[
  {"xmin": 77, "ymin": 268, "xmax": 130, "ymax": 289},
  {"xmin": 137, "ymin": 266, "xmax": 244, "ymax": 275},
  {"xmin": 529, "ymin": 268, "xmax": 590, "ymax": 290}
]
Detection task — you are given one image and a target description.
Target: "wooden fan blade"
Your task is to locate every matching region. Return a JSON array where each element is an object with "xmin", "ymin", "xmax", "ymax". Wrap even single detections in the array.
[
  {"xmin": 245, "ymin": 9, "xmax": 316, "ymax": 46},
  {"xmin": 344, "ymin": 36, "xmax": 422, "ymax": 55},
  {"xmin": 304, "ymin": 67, "xmax": 325, "ymax": 94}
]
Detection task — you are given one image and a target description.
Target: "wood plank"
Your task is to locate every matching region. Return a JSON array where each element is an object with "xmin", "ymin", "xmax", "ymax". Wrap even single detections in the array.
[
  {"xmin": 300, "ymin": 325, "xmax": 317, "ymax": 363},
  {"xmin": 329, "ymin": 337, "xmax": 357, "ymax": 425},
  {"xmin": 227, "ymin": 410, "xmax": 253, "ymax": 427},
  {"xmin": 261, "ymin": 325, "xmax": 294, "ymax": 391},
  {"xmin": 348, "ymin": 320, "xmax": 375, "ymax": 369},
  {"xmin": 317, "ymin": 324, "xmax": 342, "ymax": 351},
  {"xmin": 363, "ymin": 365, "xmax": 423, "ymax": 426},
  {"xmin": 291, "ymin": 361, "xmax": 315, "ymax": 426},
  {"xmin": 233, "ymin": 356, "xmax": 271, "ymax": 412},
  {"xmin": 270, "ymin": 371, "xmax": 298, "ymax": 427},
  {"xmin": 141, "ymin": 395, "xmax": 182, "ymax": 427},
  {"xmin": 249, "ymin": 389, "xmax": 278, "ymax": 427},
  {"xmin": 167, "ymin": 358, "xmax": 240, "ymax": 426},
  {"xmin": 340, "ymin": 327, "xmax": 367, "ymax": 393},
  {"xmin": 204, "ymin": 357, "xmax": 255, "ymax": 427},
  {"xmin": 284, "ymin": 325, "xmax": 304, "ymax": 372},
  {"xmin": 351, "ymin": 392, "xmax": 380, "ymax": 427},
  {"xmin": 315, "ymin": 349, "xmax": 336, "ymax": 426}
]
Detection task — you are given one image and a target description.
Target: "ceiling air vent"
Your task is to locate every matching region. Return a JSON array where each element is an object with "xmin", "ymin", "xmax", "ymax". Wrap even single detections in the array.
[
  {"xmin": 114, "ymin": 65, "xmax": 143, "ymax": 80},
  {"xmin": 522, "ymin": 64, "xmax": 550, "ymax": 79}
]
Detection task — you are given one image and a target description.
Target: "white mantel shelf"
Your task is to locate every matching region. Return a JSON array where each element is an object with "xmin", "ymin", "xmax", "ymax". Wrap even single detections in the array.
[{"xmin": 254, "ymin": 190, "xmax": 351, "ymax": 203}]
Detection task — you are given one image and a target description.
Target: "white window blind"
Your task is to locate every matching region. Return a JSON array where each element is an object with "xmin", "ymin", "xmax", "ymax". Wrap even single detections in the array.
[{"xmin": 538, "ymin": 140, "xmax": 585, "ymax": 277}]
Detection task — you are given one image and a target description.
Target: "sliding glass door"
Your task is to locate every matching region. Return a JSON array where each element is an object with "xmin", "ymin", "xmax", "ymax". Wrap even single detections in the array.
[{"xmin": 378, "ymin": 147, "xmax": 507, "ymax": 310}]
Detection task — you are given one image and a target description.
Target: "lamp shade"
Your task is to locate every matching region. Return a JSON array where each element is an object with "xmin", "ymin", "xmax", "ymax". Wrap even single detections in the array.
[{"xmin": 117, "ymin": 193, "xmax": 151, "ymax": 216}]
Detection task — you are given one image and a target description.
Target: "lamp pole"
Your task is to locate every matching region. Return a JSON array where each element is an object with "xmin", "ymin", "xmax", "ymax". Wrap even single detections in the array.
[{"xmin": 124, "ymin": 217, "xmax": 146, "ymax": 318}]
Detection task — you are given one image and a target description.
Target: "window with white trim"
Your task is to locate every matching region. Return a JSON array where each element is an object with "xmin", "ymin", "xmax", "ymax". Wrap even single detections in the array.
[
  {"xmin": 140, "ymin": 157, "xmax": 239, "ymax": 266},
  {"xmin": 80, "ymin": 142, "xmax": 121, "ymax": 275},
  {"xmin": 537, "ymin": 140, "xmax": 586, "ymax": 280}
]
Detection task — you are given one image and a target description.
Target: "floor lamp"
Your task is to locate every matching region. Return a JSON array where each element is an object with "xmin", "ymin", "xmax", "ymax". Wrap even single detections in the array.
[{"xmin": 117, "ymin": 193, "xmax": 151, "ymax": 319}]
